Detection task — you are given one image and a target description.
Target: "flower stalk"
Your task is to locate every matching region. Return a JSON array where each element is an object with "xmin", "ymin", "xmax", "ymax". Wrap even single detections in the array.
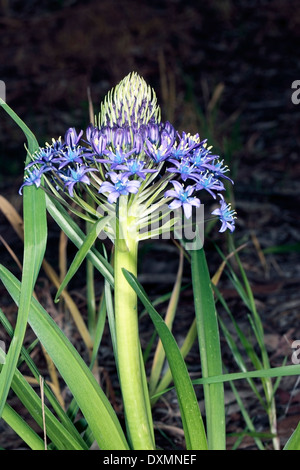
[{"xmin": 114, "ymin": 195, "xmax": 155, "ymax": 450}]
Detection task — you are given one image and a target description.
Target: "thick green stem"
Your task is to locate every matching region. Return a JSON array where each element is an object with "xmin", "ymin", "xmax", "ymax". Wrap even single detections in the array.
[{"xmin": 114, "ymin": 196, "xmax": 154, "ymax": 450}]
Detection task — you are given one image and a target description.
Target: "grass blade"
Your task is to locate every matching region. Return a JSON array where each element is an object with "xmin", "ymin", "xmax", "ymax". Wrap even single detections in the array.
[
  {"xmin": 283, "ymin": 421, "xmax": 300, "ymax": 450},
  {"xmin": 2, "ymin": 403, "xmax": 45, "ymax": 450},
  {"xmin": 0, "ymin": 264, "xmax": 129, "ymax": 450}
]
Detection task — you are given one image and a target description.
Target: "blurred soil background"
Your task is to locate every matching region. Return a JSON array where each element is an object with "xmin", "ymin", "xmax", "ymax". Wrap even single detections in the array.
[{"xmin": 0, "ymin": 0, "xmax": 300, "ymax": 450}]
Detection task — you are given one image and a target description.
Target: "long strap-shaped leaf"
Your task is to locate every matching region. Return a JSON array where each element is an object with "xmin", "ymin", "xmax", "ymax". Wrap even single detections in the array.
[
  {"xmin": 0, "ymin": 308, "xmax": 89, "ymax": 449},
  {"xmin": 122, "ymin": 268, "xmax": 208, "ymax": 450},
  {"xmin": 190, "ymin": 246, "xmax": 225, "ymax": 450},
  {"xmin": 0, "ymin": 264, "xmax": 129, "ymax": 450},
  {"xmin": 2, "ymin": 403, "xmax": 45, "ymax": 450},
  {"xmin": 0, "ymin": 360, "xmax": 88, "ymax": 450},
  {"xmin": 0, "ymin": 100, "xmax": 47, "ymax": 418}
]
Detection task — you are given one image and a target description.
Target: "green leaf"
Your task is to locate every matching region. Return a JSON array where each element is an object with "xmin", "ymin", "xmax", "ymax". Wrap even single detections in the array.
[
  {"xmin": 284, "ymin": 420, "xmax": 300, "ymax": 450},
  {"xmin": 192, "ymin": 364, "xmax": 300, "ymax": 385},
  {"xmin": 0, "ymin": 346, "xmax": 88, "ymax": 450},
  {"xmin": 0, "ymin": 308, "xmax": 90, "ymax": 449},
  {"xmin": 2, "ymin": 403, "xmax": 45, "ymax": 450},
  {"xmin": 0, "ymin": 100, "xmax": 47, "ymax": 419},
  {"xmin": 122, "ymin": 268, "xmax": 208, "ymax": 450},
  {"xmin": 190, "ymin": 246, "xmax": 225, "ymax": 450},
  {"xmin": 0, "ymin": 264, "xmax": 129, "ymax": 450}
]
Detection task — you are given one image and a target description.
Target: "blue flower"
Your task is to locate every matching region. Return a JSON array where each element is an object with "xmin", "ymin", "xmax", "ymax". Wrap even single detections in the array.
[
  {"xmin": 84, "ymin": 127, "xmax": 108, "ymax": 159},
  {"xmin": 211, "ymin": 159, "xmax": 233, "ymax": 183},
  {"xmin": 55, "ymin": 146, "xmax": 84, "ymax": 169},
  {"xmin": 189, "ymin": 143, "xmax": 216, "ymax": 171},
  {"xmin": 19, "ymin": 167, "xmax": 48, "ymax": 194},
  {"xmin": 98, "ymin": 173, "xmax": 141, "ymax": 203},
  {"xmin": 145, "ymin": 131, "xmax": 174, "ymax": 163},
  {"xmin": 25, "ymin": 146, "xmax": 56, "ymax": 170},
  {"xmin": 211, "ymin": 193, "xmax": 236, "ymax": 232},
  {"xmin": 114, "ymin": 158, "xmax": 157, "ymax": 179},
  {"xmin": 60, "ymin": 165, "xmax": 97, "ymax": 197},
  {"xmin": 164, "ymin": 180, "xmax": 200, "ymax": 219},
  {"xmin": 194, "ymin": 172, "xmax": 225, "ymax": 198},
  {"xmin": 166, "ymin": 158, "xmax": 199, "ymax": 181},
  {"xmin": 169, "ymin": 132, "xmax": 199, "ymax": 160},
  {"xmin": 100, "ymin": 147, "xmax": 137, "ymax": 168},
  {"xmin": 65, "ymin": 127, "xmax": 83, "ymax": 148}
]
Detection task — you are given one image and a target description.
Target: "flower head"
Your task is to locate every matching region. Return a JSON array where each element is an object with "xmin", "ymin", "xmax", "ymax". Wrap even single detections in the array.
[{"xmin": 19, "ymin": 72, "xmax": 236, "ymax": 236}]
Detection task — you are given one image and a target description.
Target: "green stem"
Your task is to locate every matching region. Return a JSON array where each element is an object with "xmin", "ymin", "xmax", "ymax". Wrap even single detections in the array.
[{"xmin": 114, "ymin": 196, "xmax": 154, "ymax": 450}]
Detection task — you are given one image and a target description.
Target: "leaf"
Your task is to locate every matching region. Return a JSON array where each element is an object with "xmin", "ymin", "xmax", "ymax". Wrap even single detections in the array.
[
  {"xmin": 0, "ymin": 264, "xmax": 129, "ymax": 450},
  {"xmin": 190, "ymin": 246, "xmax": 225, "ymax": 450},
  {"xmin": 283, "ymin": 421, "xmax": 300, "ymax": 450},
  {"xmin": 0, "ymin": 101, "xmax": 47, "ymax": 419},
  {"xmin": 2, "ymin": 403, "xmax": 45, "ymax": 450}
]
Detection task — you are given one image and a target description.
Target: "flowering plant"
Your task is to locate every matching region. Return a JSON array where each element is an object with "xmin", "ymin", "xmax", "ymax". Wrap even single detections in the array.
[
  {"xmin": 17, "ymin": 73, "xmax": 236, "ymax": 449},
  {"xmin": 2, "ymin": 72, "xmax": 299, "ymax": 451}
]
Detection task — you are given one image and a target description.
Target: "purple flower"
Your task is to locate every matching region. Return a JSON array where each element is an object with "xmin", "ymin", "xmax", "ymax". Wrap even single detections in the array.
[
  {"xmin": 61, "ymin": 165, "xmax": 97, "ymax": 197},
  {"xmin": 169, "ymin": 132, "xmax": 199, "ymax": 160},
  {"xmin": 55, "ymin": 146, "xmax": 84, "ymax": 169},
  {"xmin": 98, "ymin": 173, "xmax": 141, "ymax": 203},
  {"xmin": 65, "ymin": 127, "xmax": 83, "ymax": 148},
  {"xmin": 99, "ymin": 147, "xmax": 137, "ymax": 168},
  {"xmin": 166, "ymin": 158, "xmax": 199, "ymax": 181},
  {"xmin": 194, "ymin": 172, "xmax": 225, "ymax": 198},
  {"xmin": 211, "ymin": 193, "xmax": 236, "ymax": 232},
  {"xmin": 211, "ymin": 159, "xmax": 234, "ymax": 183},
  {"xmin": 85, "ymin": 127, "xmax": 108, "ymax": 159},
  {"xmin": 145, "ymin": 131, "xmax": 174, "ymax": 163},
  {"xmin": 189, "ymin": 144, "xmax": 216, "ymax": 171},
  {"xmin": 19, "ymin": 167, "xmax": 48, "ymax": 194},
  {"xmin": 164, "ymin": 180, "xmax": 200, "ymax": 219},
  {"xmin": 115, "ymin": 159, "xmax": 157, "ymax": 179},
  {"xmin": 25, "ymin": 146, "xmax": 56, "ymax": 170}
]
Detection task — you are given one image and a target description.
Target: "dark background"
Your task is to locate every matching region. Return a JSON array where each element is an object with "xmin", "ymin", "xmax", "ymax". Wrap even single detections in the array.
[{"xmin": 0, "ymin": 0, "xmax": 300, "ymax": 449}]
